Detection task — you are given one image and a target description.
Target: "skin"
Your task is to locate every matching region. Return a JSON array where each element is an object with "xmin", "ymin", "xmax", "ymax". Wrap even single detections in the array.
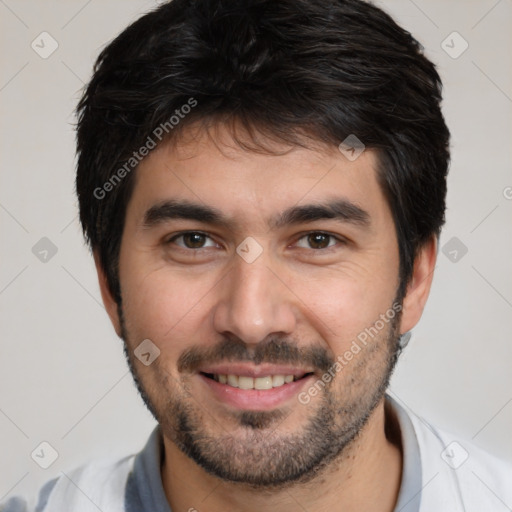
[{"xmin": 95, "ymin": 123, "xmax": 437, "ymax": 512}]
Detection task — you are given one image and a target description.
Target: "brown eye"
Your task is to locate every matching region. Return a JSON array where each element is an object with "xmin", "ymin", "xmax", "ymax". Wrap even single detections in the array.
[
  {"xmin": 307, "ymin": 233, "xmax": 331, "ymax": 249},
  {"xmin": 169, "ymin": 232, "xmax": 216, "ymax": 249},
  {"xmin": 182, "ymin": 233, "xmax": 207, "ymax": 248},
  {"xmin": 295, "ymin": 231, "xmax": 346, "ymax": 252}
]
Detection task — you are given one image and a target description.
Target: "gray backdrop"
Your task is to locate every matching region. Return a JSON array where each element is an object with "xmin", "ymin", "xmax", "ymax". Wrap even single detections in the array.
[{"xmin": 1, "ymin": 0, "xmax": 511, "ymax": 506}]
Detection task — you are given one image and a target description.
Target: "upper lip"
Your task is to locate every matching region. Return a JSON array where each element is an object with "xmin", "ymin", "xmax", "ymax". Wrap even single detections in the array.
[{"xmin": 198, "ymin": 363, "xmax": 315, "ymax": 379}]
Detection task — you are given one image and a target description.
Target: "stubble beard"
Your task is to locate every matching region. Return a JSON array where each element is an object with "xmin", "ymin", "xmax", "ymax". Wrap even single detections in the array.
[{"xmin": 119, "ymin": 299, "xmax": 402, "ymax": 490}]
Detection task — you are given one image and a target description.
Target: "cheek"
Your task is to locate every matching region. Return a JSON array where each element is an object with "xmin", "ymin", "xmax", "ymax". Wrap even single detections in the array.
[
  {"xmin": 120, "ymin": 265, "xmax": 220, "ymax": 354},
  {"xmin": 289, "ymin": 267, "xmax": 397, "ymax": 354}
]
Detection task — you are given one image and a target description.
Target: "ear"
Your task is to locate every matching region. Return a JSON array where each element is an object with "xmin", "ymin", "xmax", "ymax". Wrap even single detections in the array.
[
  {"xmin": 93, "ymin": 250, "xmax": 123, "ymax": 337},
  {"xmin": 399, "ymin": 235, "xmax": 437, "ymax": 334}
]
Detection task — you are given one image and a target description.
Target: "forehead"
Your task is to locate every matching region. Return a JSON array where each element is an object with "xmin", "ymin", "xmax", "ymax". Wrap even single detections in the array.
[{"xmin": 126, "ymin": 123, "xmax": 390, "ymax": 232}]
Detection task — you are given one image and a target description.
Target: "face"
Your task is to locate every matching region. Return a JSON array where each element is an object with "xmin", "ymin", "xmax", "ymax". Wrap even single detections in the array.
[{"xmin": 103, "ymin": 124, "xmax": 411, "ymax": 488}]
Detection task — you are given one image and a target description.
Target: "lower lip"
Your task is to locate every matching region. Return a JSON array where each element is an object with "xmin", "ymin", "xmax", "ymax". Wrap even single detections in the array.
[{"xmin": 199, "ymin": 374, "xmax": 315, "ymax": 411}]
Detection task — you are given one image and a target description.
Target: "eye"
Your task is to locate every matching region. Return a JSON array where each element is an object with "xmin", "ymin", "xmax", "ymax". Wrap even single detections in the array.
[
  {"xmin": 295, "ymin": 232, "xmax": 341, "ymax": 250},
  {"xmin": 167, "ymin": 231, "xmax": 218, "ymax": 249}
]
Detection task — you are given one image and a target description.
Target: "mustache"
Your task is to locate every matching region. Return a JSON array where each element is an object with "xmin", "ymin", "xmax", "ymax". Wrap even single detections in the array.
[{"xmin": 177, "ymin": 336, "xmax": 335, "ymax": 374}]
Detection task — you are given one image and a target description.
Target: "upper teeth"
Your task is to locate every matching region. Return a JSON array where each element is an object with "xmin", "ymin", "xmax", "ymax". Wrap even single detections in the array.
[{"xmin": 214, "ymin": 374, "xmax": 295, "ymax": 390}]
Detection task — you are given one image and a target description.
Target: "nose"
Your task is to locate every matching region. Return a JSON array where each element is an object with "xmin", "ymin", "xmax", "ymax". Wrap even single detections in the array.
[{"xmin": 212, "ymin": 250, "xmax": 297, "ymax": 346}]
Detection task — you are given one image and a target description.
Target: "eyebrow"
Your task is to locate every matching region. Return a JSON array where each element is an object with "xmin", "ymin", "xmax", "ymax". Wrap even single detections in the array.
[
  {"xmin": 143, "ymin": 200, "xmax": 230, "ymax": 229},
  {"xmin": 271, "ymin": 199, "xmax": 370, "ymax": 230},
  {"xmin": 142, "ymin": 198, "xmax": 370, "ymax": 231}
]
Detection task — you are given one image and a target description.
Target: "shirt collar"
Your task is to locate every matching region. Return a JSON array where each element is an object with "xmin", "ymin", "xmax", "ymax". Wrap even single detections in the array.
[{"xmin": 126, "ymin": 394, "xmax": 423, "ymax": 512}]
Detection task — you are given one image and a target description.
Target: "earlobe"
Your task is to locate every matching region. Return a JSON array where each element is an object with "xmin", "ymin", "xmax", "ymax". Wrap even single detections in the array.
[
  {"xmin": 93, "ymin": 250, "xmax": 123, "ymax": 338},
  {"xmin": 399, "ymin": 236, "xmax": 438, "ymax": 334}
]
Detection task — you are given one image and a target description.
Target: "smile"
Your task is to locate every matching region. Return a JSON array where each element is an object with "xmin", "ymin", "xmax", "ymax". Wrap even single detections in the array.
[
  {"xmin": 201, "ymin": 373, "xmax": 311, "ymax": 390},
  {"xmin": 198, "ymin": 368, "xmax": 316, "ymax": 410}
]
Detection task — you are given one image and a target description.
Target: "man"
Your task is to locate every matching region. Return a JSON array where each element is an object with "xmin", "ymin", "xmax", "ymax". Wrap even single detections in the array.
[{"xmin": 3, "ymin": 0, "xmax": 511, "ymax": 510}]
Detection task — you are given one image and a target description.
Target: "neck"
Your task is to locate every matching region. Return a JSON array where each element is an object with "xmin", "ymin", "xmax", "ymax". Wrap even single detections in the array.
[{"xmin": 161, "ymin": 397, "xmax": 402, "ymax": 512}]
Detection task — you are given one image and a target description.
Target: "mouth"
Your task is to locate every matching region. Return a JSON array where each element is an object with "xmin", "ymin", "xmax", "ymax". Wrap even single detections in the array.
[
  {"xmin": 197, "ymin": 366, "xmax": 316, "ymax": 410},
  {"xmin": 200, "ymin": 372, "xmax": 314, "ymax": 390}
]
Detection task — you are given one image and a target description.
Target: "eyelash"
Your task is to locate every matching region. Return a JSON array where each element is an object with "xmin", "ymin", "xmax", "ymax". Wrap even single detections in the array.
[{"xmin": 165, "ymin": 231, "xmax": 346, "ymax": 252}]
